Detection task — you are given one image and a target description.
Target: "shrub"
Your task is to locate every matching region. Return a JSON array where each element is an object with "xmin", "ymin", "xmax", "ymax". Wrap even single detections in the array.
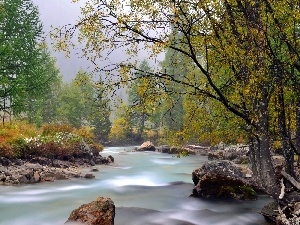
[
  {"xmin": 26, "ymin": 132, "xmax": 82, "ymax": 160},
  {"xmin": 1, "ymin": 121, "xmax": 103, "ymax": 160},
  {"xmin": 41, "ymin": 123, "xmax": 73, "ymax": 136},
  {"xmin": 10, "ymin": 138, "xmax": 31, "ymax": 159},
  {"xmin": 0, "ymin": 143, "xmax": 14, "ymax": 158},
  {"xmin": 89, "ymin": 143, "xmax": 104, "ymax": 155},
  {"xmin": 74, "ymin": 126, "xmax": 95, "ymax": 143},
  {"xmin": 0, "ymin": 121, "xmax": 38, "ymax": 158}
]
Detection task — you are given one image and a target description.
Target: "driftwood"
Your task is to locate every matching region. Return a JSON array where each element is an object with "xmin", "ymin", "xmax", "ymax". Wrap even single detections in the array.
[
  {"xmin": 279, "ymin": 178, "xmax": 285, "ymax": 199},
  {"xmin": 281, "ymin": 171, "xmax": 300, "ymax": 190}
]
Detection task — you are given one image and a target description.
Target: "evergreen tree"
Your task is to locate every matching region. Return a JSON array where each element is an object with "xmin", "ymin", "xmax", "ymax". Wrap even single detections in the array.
[
  {"xmin": 25, "ymin": 45, "xmax": 61, "ymax": 126},
  {"xmin": 56, "ymin": 70, "xmax": 111, "ymax": 141},
  {"xmin": 90, "ymin": 79, "xmax": 111, "ymax": 142},
  {"xmin": 0, "ymin": 0, "xmax": 43, "ymax": 119},
  {"xmin": 128, "ymin": 59, "xmax": 154, "ymax": 141}
]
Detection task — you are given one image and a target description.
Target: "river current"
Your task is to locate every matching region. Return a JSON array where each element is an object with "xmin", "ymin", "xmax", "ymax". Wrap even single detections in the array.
[{"xmin": 0, "ymin": 146, "xmax": 273, "ymax": 225}]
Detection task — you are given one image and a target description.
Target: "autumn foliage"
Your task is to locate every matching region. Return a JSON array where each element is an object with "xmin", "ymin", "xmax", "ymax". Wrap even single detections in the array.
[{"xmin": 0, "ymin": 121, "xmax": 103, "ymax": 160}]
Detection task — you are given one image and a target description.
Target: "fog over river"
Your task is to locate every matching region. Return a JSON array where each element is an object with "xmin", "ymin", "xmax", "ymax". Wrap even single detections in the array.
[{"xmin": 0, "ymin": 146, "xmax": 273, "ymax": 225}]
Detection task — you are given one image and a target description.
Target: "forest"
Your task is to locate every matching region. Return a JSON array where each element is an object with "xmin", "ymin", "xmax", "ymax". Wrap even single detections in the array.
[{"xmin": 1, "ymin": 0, "xmax": 300, "ymax": 224}]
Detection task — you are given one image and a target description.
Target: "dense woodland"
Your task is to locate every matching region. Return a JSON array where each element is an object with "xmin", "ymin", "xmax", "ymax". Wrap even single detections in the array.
[
  {"xmin": 55, "ymin": 0, "xmax": 300, "ymax": 217},
  {"xmin": 1, "ymin": 0, "xmax": 300, "ymax": 222}
]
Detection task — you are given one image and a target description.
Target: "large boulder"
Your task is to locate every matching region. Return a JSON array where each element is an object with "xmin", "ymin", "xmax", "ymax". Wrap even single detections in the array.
[
  {"xmin": 66, "ymin": 197, "xmax": 115, "ymax": 225},
  {"xmin": 136, "ymin": 141, "xmax": 156, "ymax": 151},
  {"xmin": 191, "ymin": 160, "xmax": 257, "ymax": 200}
]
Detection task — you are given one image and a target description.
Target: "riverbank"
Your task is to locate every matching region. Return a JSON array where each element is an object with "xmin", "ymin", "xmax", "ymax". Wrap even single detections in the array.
[
  {"xmin": 0, "ymin": 146, "xmax": 273, "ymax": 225},
  {"xmin": 0, "ymin": 154, "xmax": 114, "ymax": 186}
]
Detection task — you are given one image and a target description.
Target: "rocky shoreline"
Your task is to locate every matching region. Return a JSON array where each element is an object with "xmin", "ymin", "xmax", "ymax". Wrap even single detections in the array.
[{"xmin": 0, "ymin": 154, "xmax": 114, "ymax": 186}]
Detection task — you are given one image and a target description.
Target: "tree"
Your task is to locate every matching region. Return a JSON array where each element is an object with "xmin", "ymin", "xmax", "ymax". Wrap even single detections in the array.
[
  {"xmin": 0, "ymin": 0, "xmax": 43, "ymax": 120},
  {"xmin": 56, "ymin": 70, "xmax": 111, "ymax": 141},
  {"xmin": 55, "ymin": 0, "xmax": 300, "ymax": 203},
  {"xmin": 24, "ymin": 45, "xmax": 61, "ymax": 126},
  {"xmin": 128, "ymin": 59, "xmax": 155, "ymax": 141},
  {"xmin": 109, "ymin": 104, "xmax": 132, "ymax": 144},
  {"xmin": 56, "ymin": 78, "xmax": 83, "ymax": 128},
  {"xmin": 182, "ymin": 93, "xmax": 247, "ymax": 146},
  {"xmin": 88, "ymin": 78, "xmax": 112, "ymax": 142},
  {"xmin": 160, "ymin": 31, "xmax": 186, "ymax": 132}
]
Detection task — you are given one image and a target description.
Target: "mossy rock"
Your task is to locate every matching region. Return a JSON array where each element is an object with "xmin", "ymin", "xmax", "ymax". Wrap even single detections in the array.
[
  {"xmin": 198, "ymin": 173, "xmax": 257, "ymax": 200},
  {"xmin": 238, "ymin": 185, "xmax": 257, "ymax": 199}
]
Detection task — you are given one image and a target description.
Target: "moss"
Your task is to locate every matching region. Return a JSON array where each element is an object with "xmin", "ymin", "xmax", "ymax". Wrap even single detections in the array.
[
  {"xmin": 198, "ymin": 173, "xmax": 257, "ymax": 200},
  {"xmin": 217, "ymin": 185, "xmax": 257, "ymax": 200},
  {"xmin": 238, "ymin": 185, "xmax": 257, "ymax": 200},
  {"xmin": 218, "ymin": 185, "xmax": 236, "ymax": 198}
]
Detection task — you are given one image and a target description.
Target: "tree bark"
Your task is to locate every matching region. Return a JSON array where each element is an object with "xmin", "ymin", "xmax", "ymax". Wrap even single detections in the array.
[
  {"xmin": 256, "ymin": 90, "xmax": 279, "ymax": 197},
  {"xmin": 248, "ymin": 133, "xmax": 261, "ymax": 182},
  {"xmin": 277, "ymin": 79, "xmax": 294, "ymax": 176},
  {"xmin": 295, "ymin": 96, "xmax": 300, "ymax": 166}
]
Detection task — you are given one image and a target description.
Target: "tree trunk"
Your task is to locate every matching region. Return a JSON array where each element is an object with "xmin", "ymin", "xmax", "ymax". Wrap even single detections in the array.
[
  {"xmin": 277, "ymin": 82, "xmax": 294, "ymax": 176},
  {"xmin": 255, "ymin": 91, "xmax": 279, "ymax": 197},
  {"xmin": 248, "ymin": 133, "xmax": 260, "ymax": 181},
  {"xmin": 295, "ymin": 96, "xmax": 300, "ymax": 166}
]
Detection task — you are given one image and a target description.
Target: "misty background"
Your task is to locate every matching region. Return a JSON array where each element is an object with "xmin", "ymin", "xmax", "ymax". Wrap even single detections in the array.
[
  {"xmin": 32, "ymin": 0, "xmax": 84, "ymax": 82},
  {"xmin": 32, "ymin": 0, "xmax": 163, "ymax": 84}
]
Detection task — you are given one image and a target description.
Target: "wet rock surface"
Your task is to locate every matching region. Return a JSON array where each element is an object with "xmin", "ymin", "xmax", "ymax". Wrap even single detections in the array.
[
  {"xmin": 0, "ymin": 154, "xmax": 114, "ymax": 186},
  {"xmin": 66, "ymin": 197, "xmax": 115, "ymax": 225},
  {"xmin": 261, "ymin": 200, "xmax": 300, "ymax": 225},
  {"xmin": 191, "ymin": 160, "xmax": 258, "ymax": 200},
  {"xmin": 135, "ymin": 141, "xmax": 156, "ymax": 151},
  {"xmin": 207, "ymin": 143, "xmax": 250, "ymax": 164}
]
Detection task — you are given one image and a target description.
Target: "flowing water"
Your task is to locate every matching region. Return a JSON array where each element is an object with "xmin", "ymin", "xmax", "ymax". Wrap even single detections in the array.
[{"xmin": 0, "ymin": 146, "xmax": 273, "ymax": 225}]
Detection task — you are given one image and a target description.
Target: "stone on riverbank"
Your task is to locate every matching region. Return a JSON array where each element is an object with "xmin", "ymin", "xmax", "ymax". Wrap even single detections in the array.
[
  {"xmin": 136, "ymin": 141, "xmax": 156, "ymax": 151},
  {"xmin": 261, "ymin": 201, "xmax": 300, "ymax": 225},
  {"xmin": 208, "ymin": 143, "xmax": 250, "ymax": 164},
  {"xmin": 84, "ymin": 173, "xmax": 95, "ymax": 179},
  {"xmin": 183, "ymin": 145, "xmax": 210, "ymax": 155},
  {"xmin": 155, "ymin": 145, "xmax": 182, "ymax": 154},
  {"xmin": 191, "ymin": 160, "xmax": 258, "ymax": 200},
  {"xmin": 66, "ymin": 197, "xmax": 115, "ymax": 225},
  {"xmin": 0, "ymin": 154, "xmax": 114, "ymax": 186}
]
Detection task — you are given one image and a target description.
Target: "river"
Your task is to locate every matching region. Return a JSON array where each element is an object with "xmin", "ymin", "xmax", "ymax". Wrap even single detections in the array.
[{"xmin": 0, "ymin": 146, "xmax": 273, "ymax": 225}]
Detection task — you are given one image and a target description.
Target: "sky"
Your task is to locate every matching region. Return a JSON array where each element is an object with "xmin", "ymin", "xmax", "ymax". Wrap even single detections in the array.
[
  {"xmin": 32, "ymin": 0, "xmax": 91, "ymax": 82},
  {"xmin": 31, "ymin": 0, "xmax": 164, "ymax": 84}
]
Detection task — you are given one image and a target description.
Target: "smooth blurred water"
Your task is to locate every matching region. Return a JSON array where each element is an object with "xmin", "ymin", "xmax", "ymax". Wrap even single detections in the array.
[{"xmin": 0, "ymin": 147, "xmax": 273, "ymax": 225}]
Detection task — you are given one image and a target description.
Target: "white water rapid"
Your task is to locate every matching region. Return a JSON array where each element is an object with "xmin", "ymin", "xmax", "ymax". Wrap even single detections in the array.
[{"xmin": 0, "ymin": 146, "xmax": 273, "ymax": 225}]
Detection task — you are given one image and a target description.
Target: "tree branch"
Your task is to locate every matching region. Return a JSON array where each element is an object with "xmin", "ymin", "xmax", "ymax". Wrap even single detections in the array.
[{"xmin": 281, "ymin": 171, "xmax": 300, "ymax": 190}]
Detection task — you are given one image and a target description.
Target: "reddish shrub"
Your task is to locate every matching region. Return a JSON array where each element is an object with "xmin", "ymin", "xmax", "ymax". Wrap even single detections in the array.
[{"xmin": 42, "ymin": 123, "xmax": 74, "ymax": 136}]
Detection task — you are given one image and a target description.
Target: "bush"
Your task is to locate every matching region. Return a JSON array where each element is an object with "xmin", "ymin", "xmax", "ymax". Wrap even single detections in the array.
[
  {"xmin": 25, "ymin": 132, "xmax": 82, "ymax": 160},
  {"xmin": 74, "ymin": 126, "xmax": 95, "ymax": 143},
  {"xmin": 41, "ymin": 123, "xmax": 73, "ymax": 136},
  {"xmin": 28, "ymin": 141, "xmax": 81, "ymax": 160},
  {"xmin": 89, "ymin": 143, "xmax": 104, "ymax": 155},
  {"xmin": 0, "ymin": 143, "xmax": 14, "ymax": 158},
  {"xmin": 0, "ymin": 121, "xmax": 38, "ymax": 158},
  {"xmin": 1, "ymin": 121, "xmax": 103, "ymax": 160},
  {"xmin": 10, "ymin": 138, "xmax": 31, "ymax": 159}
]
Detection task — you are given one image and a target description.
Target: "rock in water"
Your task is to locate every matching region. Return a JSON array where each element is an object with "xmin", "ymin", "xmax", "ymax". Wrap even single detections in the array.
[
  {"xmin": 191, "ymin": 160, "xmax": 257, "ymax": 200},
  {"xmin": 66, "ymin": 197, "xmax": 115, "ymax": 225},
  {"xmin": 137, "ymin": 141, "xmax": 155, "ymax": 151},
  {"xmin": 84, "ymin": 174, "xmax": 95, "ymax": 179}
]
